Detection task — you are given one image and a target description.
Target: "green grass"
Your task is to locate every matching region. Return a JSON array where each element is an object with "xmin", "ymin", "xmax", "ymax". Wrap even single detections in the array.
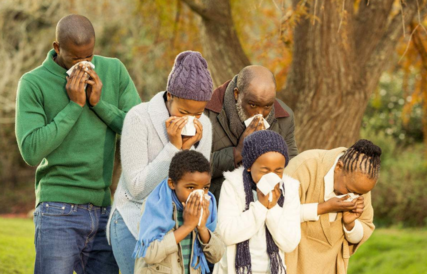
[
  {"xmin": 1, "ymin": 218, "xmax": 426, "ymax": 274},
  {"xmin": 348, "ymin": 228, "xmax": 427, "ymax": 274},
  {"xmin": 0, "ymin": 218, "xmax": 35, "ymax": 273}
]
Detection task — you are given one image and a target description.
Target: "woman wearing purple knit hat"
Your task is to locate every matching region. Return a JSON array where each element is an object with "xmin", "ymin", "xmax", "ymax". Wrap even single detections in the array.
[
  {"xmin": 214, "ymin": 130, "xmax": 301, "ymax": 274},
  {"xmin": 108, "ymin": 51, "xmax": 214, "ymax": 274}
]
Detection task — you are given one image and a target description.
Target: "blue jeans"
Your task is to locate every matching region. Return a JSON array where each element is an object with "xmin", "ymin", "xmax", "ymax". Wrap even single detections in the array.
[
  {"xmin": 109, "ymin": 210, "xmax": 137, "ymax": 274},
  {"xmin": 33, "ymin": 202, "xmax": 119, "ymax": 274}
]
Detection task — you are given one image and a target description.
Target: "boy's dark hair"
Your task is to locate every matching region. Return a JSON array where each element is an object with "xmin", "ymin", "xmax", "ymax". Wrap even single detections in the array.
[
  {"xmin": 169, "ymin": 150, "xmax": 211, "ymax": 183},
  {"xmin": 340, "ymin": 139, "xmax": 382, "ymax": 179}
]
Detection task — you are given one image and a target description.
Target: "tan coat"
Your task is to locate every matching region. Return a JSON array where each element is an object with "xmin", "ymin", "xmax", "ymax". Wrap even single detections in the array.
[
  {"xmin": 284, "ymin": 148, "xmax": 375, "ymax": 274},
  {"xmin": 134, "ymin": 202, "xmax": 226, "ymax": 274}
]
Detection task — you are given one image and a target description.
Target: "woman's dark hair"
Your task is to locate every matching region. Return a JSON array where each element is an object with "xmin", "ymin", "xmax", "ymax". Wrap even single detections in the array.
[
  {"xmin": 340, "ymin": 139, "xmax": 382, "ymax": 179},
  {"xmin": 168, "ymin": 150, "xmax": 211, "ymax": 183}
]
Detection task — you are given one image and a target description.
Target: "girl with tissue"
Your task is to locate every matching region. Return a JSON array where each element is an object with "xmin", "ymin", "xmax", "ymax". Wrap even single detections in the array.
[
  {"xmin": 134, "ymin": 150, "xmax": 225, "ymax": 274},
  {"xmin": 109, "ymin": 51, "xmax": 214, "ymax": 274},
  {"xmin": 214, "ymin": 130, "xmax": 301, "ymax": 274}
]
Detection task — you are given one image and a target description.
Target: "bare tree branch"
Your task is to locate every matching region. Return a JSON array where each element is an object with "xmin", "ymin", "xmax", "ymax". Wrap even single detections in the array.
[
  {"xmin": 180, "ymin": 0, "xmax": 217, "ymax": 21},
  {"xmin": 364, "ymin": 0, "xmax": 427, "ymax": 91}
]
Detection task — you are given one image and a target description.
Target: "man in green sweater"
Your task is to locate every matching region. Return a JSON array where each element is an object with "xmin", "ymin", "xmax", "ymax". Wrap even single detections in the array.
[{"xmin": 15, "ymin": 15, "xmax": 141, "ymax": 274}]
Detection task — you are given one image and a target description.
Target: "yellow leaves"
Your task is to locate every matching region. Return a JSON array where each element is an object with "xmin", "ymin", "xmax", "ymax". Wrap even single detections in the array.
[{"xmin": 398, "ymin": 21, "xmax": 427, "ymax": 154}]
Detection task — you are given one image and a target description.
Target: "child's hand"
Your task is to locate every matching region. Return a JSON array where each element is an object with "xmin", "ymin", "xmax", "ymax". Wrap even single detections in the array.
[
  {"xmin": 257, "ymin": 183, "xmax": 281, "ymax": 209},
  {"xmin": 267, "ymin": 183, "xmax": 281, "ymax": 209},
  {"xmin": 183, "ymin": 194, "xmax": 201, "ymax": 229},
  {"xmin": 197, "ymin": 198, "xmax": 210, "ymax": 230}
]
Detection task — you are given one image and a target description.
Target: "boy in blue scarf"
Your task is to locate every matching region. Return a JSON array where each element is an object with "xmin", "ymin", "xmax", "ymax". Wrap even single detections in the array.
[{"xmin": 134, "ymin": 150, "xmax": 225, "ymax": 274}]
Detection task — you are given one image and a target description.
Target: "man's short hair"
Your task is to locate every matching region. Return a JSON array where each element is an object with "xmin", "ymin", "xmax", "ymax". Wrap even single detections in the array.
[
  {"xmin": 56, "ymin": 14, "xmax": 95, "ymax": 48},
  {"xmin": 236, "ymin": 66, "xmax": 276, "ymax": 93}
]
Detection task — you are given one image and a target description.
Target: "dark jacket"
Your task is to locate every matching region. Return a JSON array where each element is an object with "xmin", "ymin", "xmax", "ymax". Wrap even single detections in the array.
[{"xmin": 204, "ymin": 80, "xmax": 298, "ymax": 201}]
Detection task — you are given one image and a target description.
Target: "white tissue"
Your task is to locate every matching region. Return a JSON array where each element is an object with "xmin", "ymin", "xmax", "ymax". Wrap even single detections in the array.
[
  {"xmin": 66, "ymin": 61, "xmax": 95, "ymax": 76},
  {"xmin": 335, "ymin": 193, "xmax": 359, "ymax": 202},
  {"xmin": 66, "ymin": 61, "xmax": 95, "ymax": 89},
  {"xmin": 257, "ymin": 173, "xmax": 283, "ymax": 202},
  {"xmin": 181, "ymin": 116, "xmax": 197, "ymax": 136},
  {"xmin": 244, "ymin": 114, "xmax": 270, "ymax": 129},
  {"xmin": 185, "ymin": 189, "xmax": 210, "ymax": 226}
]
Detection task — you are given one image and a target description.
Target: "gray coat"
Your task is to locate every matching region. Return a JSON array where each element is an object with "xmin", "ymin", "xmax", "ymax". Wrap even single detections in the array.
[{"xmin": 204, "ymin": 80, "xmax": 298, "ymax": 201}]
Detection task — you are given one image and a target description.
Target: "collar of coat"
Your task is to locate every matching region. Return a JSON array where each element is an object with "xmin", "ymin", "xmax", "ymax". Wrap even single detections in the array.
[{"xmin": 205, "ymin": 79, "xmax": 290, "ymax": 118}]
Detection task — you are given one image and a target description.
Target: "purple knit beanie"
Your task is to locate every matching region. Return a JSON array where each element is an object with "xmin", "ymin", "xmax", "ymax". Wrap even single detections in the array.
[
  {"xmin": 242, "ymin": 130, "xmax": 290, "ymax": 169},
  {"xmin": 166, "ymin": 51, "xmax": 213, "ymax": 101}
]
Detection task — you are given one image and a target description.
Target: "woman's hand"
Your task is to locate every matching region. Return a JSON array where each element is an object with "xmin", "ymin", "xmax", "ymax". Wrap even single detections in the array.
[
  {"xmin": 182, "ymin": 118, "xmax": 203, "ymax": 150},
  {"xmin": 165, "ymin": 116, "xmax": 188, "ymax": 149}
]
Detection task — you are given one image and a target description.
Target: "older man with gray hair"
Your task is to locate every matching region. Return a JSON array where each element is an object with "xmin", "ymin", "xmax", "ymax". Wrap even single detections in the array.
[{"xmin": 204, "ymin": 65, "xmax": 298, "ymax": 201}]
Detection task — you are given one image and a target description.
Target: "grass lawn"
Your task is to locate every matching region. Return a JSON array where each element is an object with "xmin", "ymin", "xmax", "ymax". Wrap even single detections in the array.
[
  {"xmin": 0, "ymin": 217, "xmax": 426, "ymax": 273},
  {"xmin": 0, "ymin": 218, "xmax": 35, "ymax": 273}
]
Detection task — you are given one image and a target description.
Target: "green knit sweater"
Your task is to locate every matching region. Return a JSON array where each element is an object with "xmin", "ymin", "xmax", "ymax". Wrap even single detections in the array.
[{"xmin": 15, "ymin": 49, "xmax": 141, "ymax": 207}]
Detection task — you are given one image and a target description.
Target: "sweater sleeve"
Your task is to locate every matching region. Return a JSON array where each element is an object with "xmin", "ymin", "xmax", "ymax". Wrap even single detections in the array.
[
  {"xmin": 120, "ymin": 109, "xmax": 180, "ymax": 201},
  {"xmin": 266, "ymin": 179, "xmax": 301, "ymax": 253},
  {"xmin": 217, "ymin": 179, "xmax": 268, "ymax": 246},
  {"xmin": 90, "ymin": 60, "xmax": 141, "ymax": 135},
  {"xmin": 210, "ymin": 147, "xmax": 235, "ymax": 179},
  {"xmin": 198, "ymin": 230, "xmax": 226, "ymax": 264},
  {"xmin": 15, "ymin": 79, "xmax": 84, "ymax": 166}
]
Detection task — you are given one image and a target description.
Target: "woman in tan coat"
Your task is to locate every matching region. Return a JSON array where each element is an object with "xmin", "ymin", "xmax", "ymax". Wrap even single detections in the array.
[{"xmin": 284, "ymin": 139, "xmax": 382, "ymax": 274}]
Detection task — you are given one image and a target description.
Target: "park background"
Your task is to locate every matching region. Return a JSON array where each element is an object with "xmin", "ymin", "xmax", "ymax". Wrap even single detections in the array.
[{"xmin": 0, "ymin": 0, "xmax": 426, "ymax": 273}]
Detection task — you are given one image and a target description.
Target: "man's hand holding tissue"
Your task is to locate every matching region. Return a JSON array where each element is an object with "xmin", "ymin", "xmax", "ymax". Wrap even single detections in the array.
[
  {"xmin": 85, "ymin": 66, "xmax": 103, "ymax": 107},
  {"xmin": 235, "ymin": 116, "xmax": 265, "ymax": 165},
  {"xmin": 257, "ymin": 183, "xmax": 281, "ymax": 209},
  {"xmin": 182, "ymin": 118, "xmax": 203, "ymax": 150},
  {"xmin": 65, "ymin": 64, "xmax": 87, "ymax": 107},
  {"xmin": 343, "ymin": 196, "xmax": 365, "ymax": 231}
]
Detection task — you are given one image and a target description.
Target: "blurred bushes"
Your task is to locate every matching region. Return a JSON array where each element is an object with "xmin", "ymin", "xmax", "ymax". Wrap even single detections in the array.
[
  {"xmin": 363, "ymin": 127, "xmax": 427, "ymax": 227},
  {"xmin": 362, "ymin": 72, "xmax": 427, "ymax": 227},
  {"xmin": 363, "ymin": 73, "xmax": 424, "ymax": 146},
  {"xmin": 0, "ymin": 0, "xmax": 200, "ymax": 187}
]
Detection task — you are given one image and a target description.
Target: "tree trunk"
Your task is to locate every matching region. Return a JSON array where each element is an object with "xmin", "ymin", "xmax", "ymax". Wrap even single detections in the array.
[
  {"xmin": 182, "ymin": 0, "xmax": 426, "ymax": 151},
  {"xmin": 180, "ymin": 0, "xmax": 250, "ymax": 87}
]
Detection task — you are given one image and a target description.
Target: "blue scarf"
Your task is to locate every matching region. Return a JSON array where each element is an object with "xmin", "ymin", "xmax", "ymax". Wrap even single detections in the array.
[{"xmin": 133, "ymin": 178, "xmax": 217, "ymax": 274}]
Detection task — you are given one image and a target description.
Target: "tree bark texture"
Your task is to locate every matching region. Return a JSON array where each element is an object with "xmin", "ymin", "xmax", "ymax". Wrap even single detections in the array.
[
  {"xmin": 180, "ymin": 0, "xmax": 250, "ymax": 87},
  {"xmin": 182, "ymin": 0, "xmax": 426, "ymax": 151}
]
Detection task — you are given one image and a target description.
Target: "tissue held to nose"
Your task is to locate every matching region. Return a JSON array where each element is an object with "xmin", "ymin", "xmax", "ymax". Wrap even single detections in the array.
[
  {"xmin": 334, "ymin": 193, "xmax": 359, "ymax": 202},
  {"xmin": 66, "ymin": 61, "xmax": 95, "ymax": 89},
  {"xmin": 186, "ymin": 189, "xmax": 210, "ymax": 226},
  {"xmin": 257, "ymin": 173, "xmax": 284, "ymax": 202},
  {"xmin": 181, "ymin": 116, "xmax": 197, "ymax": 136},
  {"xmin": 244, "ymin": 114, "xmax": 270, "ymax": 129}
]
